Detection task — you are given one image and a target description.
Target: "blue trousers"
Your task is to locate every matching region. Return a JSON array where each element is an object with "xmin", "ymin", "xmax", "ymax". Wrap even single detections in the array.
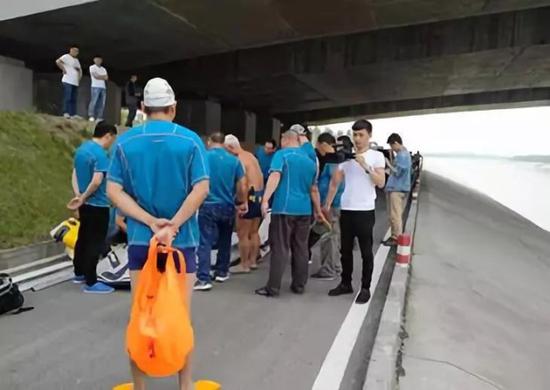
[
  {"xmin": 62, "ymin": 82, "xmax": 78, "ymax": 116},
  {"xmin": 88, "ymin": 87, "xmax": 106, "ymax": 119},
  {"xmin": 196, "ymin": 204, "xmax": 235, "ymax": 283}
]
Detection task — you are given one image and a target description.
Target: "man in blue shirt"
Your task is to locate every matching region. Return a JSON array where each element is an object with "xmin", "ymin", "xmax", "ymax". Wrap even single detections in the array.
[
  {"xmin": 255, "ymin": 139, "xmax": 277, "ymax": 183},
  {"xmin": 67, "ymin": 121, "xmax": 117, "ymax": 293},
  {"xmin": 195, "ymin": 133, "xmax": 247, "ymax": 291},
  {"xmin": 289, "ymin": 124, "xmax": 317, "ymax": 165},
  {"xmin": 383, "ymin": 133, "xmax": 412, "ymax": 246},
  {"xmin": 255, "ymin": 128, "xmax": 324, "ymax": 297},
  {"xmin": 107, "ymin": 78, "xmax": 209, "ymax": 389},
  {"xmin": 310, "ymin": 132, "xmax": 345, "ymax": 281}
]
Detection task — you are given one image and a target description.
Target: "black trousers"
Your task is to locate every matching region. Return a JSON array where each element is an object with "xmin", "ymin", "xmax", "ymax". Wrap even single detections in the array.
[
  {"xmin": 74, "ymin": 204, "xmax": 110, "ymax": 286},
  {"xmin": 340, "ymin": 210, "xmax": 376, "ymax": 289},
  {"xmin": 267, "ymin": 215, "xmax": 311, "ymax": 292},
  {"xmin": 126, "ymin": 105, "xmax": 137, "ymax": 127}
]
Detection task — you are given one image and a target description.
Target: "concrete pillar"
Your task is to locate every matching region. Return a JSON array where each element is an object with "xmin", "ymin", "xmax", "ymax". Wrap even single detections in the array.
[
  {"xmin": 0, "ymin": 56, "xmax": 33, "ymax": 110},
  {"xmin": 222, "ymin": 108, "xmax": 257, "ymax": 151},
  {"xmin": 33, "ymin": 73, "xmax": 121, "ymax": 124},
  {"xmin": 257, "ymin": 117, "xmax": 282, "ymax": 147},
  {"xmin": 175, "ymin": 99, "xmax": 221, "ymax": 135}
]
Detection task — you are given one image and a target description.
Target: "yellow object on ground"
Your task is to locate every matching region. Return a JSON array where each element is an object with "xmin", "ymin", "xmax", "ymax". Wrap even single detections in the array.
[
  {"xmin": 61, "ymin": 218, "xmax": 79, "ymax": 249},
  {"xmin": 113, "ymin": 380, "xmax": 221, "ymax": 390}
]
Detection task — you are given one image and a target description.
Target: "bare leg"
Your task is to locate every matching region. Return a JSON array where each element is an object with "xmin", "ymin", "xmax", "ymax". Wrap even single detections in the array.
[
  {"xmin": 178, "ymin": 273, "xmax": 196, "ymax": 390},
  {"xmin": 236, "ymin": 218, "xmax": 252, "ymax": 270},
  {"xmin": 248, "ymin": 218, "xmax": 261, "ymax": 268},
  {"xmin": 129, "ymin": 270, "xmax": 147, "ymax": 390}
]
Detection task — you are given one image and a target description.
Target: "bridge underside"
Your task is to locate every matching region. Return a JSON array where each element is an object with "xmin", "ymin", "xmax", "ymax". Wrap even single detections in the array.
[{"xmin": 1, "ymin": 0, "xmax": 550, "ymax": 126}]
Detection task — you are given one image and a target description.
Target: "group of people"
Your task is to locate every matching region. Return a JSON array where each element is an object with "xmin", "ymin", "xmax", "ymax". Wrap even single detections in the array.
[
  {"xmin": 68, "ymin": 76, "xmax": 412, "ymax": 389},
  {"xmin": 55, "ymin": 44, "xmax": 142, "ymax": 126}
]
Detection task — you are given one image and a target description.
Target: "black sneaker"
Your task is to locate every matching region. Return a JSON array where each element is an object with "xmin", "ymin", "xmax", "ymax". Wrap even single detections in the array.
[
  {"xmin": 382, "ymin": 237, "xmax": 398, "ymax": 247},
  {"xmin": 328, "ymin": 283, "xmax": 354, "ymax": 296},
  {"xmin": 311, "ymin": 272, "xmax": 335, "ymax": 281},
  {"xmin": 355, "ymin": 288, "xmax": 371, "ymax": 304},
  {"xmin": 255, "ymin": 286, "xmax": 279, "ymax": 297},
  {"xmin": 290, "ymin": 285, "xmax": 304, "ymax": 294}
]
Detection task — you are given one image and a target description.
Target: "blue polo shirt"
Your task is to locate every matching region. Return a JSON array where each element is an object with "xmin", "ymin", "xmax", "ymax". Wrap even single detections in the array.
[
  {"xmin": 269, "ymin": 147, "xmax": 316, "ymax": 216},
  {"xmin": 73, "ymin": 140, "xmax": 110, "ymax": 207},
  {"xmin": 318, "ymin": 163, "xmax": 344, "ymax": 209},
  {"xmin": 301, "ymin": 142, "xmax": 317, "ymax": 164},
  {"xmin": 255, "ymin": 147, "xmax": 273, "ymax": 181},
  {"xmin": 107, "ymin": 120, "xmax": 209, "ymax": 248},
  {"xmin": 386, "ymin": 148, "xmax": 412, "ymax": 193},
  {"xmin": 204, "ymin": 146, "xmax": 244, "ymax": 207}
]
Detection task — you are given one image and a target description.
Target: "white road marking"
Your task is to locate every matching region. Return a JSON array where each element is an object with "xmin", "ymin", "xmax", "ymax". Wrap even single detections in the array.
[{"xmin": 312, "ymin": 228, "xmax": 391, "ymax": 390}]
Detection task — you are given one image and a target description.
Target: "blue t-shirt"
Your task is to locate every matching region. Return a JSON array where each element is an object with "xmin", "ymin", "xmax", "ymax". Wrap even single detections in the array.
[
  {"xmin": 386, "ymin": 148, "xmax": 412, "ymax": 193},
  {"xmin": 73, "ymin": 140, "xmax": 110, "ymax": 207},
  {"xmin": 204, "ymin": 147, "xmax": 244, "ymax": 206},
  {"xmin": 300, "ymin": 142, "xmax": 317, "ymax": 164},
  {"xmin": 269, "ymin": 147, "xmax": 316, "ymax": 216},
  {"xmin": 255, "ymin": 147, "xmax": 273, "ymax": 181},
  {"xmin": 107, "ymin": 120, "xmax": 209, "ymax": 249},
  {"xmin": 318, "ymin": 163, "xmax": 345, "ymax": 209}
]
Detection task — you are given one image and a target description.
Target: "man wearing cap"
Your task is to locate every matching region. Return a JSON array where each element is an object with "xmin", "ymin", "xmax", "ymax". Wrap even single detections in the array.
[
  {"xmin": 194, "ymin": 133, "xmax": 248, "ymax": 291},
  {"xmin": 255, "ymin": 127, "xmax": 323, "ymax": 297},
  {"xmin": 107, "ymin": 77, "xmax": 209, "ymax": 389},
  {"xmin": 382, "ymin": 133, "xmax": 412, "ymax": 246},
  {"xmin": 290, "ymin": 123, "xmax": 317, "ymax": 164},
  {"xmin": 324, "ymin": 119, "xmax": 386, "ymax": 304}
]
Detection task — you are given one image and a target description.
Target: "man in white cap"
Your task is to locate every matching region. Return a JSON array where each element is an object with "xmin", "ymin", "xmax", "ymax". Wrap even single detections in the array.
[
  {"xmin": 107, "ymin": 77, "xmax": 209, "ymax": 390},
  {"xmin": 289, "ymin": 123, "xmax": 317, "ymax": 164}
]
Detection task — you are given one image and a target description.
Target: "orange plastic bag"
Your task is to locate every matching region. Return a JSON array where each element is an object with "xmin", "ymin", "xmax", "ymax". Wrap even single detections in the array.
[{"xmin": 126, "ymin": 239, "xmax": 194, "ymax": 377}]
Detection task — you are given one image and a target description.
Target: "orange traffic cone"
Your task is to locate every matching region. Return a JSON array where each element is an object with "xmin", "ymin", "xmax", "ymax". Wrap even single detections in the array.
[{"xmin": 195, "ymin": 380, "xmax": 221, "ymax": 389}]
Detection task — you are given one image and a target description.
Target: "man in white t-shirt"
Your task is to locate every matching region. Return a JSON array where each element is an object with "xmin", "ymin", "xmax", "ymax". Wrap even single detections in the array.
[
  {"xmin": 88, "ymin": 55, "xmax": 109, "ymax": 122},
  {"xmin": 324, "ymin": 119, "xmax": 386, "ymax": 304},
  {"xmin": 56, "ymin": 45, "xmax": 82, "ymax": 119}
]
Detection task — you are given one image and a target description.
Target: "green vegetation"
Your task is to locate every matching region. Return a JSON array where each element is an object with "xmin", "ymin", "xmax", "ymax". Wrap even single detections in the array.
[{"xmin": 0, "ymin": 112, "xmax": 91, "ymax": 249}]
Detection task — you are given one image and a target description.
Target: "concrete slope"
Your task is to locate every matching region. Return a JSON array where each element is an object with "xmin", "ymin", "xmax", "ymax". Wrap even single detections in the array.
[{"xmin": 401, "ymin": 172, "xmax": 550, "ymax": 390}]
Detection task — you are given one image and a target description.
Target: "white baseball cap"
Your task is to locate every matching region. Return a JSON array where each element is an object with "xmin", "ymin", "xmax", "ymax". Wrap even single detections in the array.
[
  {"xmin": 289, "ymin": 124, "xmax": 306, "ymax": 135},
  {"xmin": 143, "ymin": 77, "xmax": 176, "ymax": 107}
]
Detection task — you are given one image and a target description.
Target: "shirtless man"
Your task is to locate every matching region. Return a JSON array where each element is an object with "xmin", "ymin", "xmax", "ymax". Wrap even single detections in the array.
[{"xmin": 224, "ymin": 134, "xmax": 264, "ymax": 273}]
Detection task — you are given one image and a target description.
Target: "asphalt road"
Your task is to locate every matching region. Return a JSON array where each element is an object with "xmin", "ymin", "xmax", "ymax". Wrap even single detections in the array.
[{"xmin": 0, "ymin": 195, "xmax": 390, "ymax": 390}]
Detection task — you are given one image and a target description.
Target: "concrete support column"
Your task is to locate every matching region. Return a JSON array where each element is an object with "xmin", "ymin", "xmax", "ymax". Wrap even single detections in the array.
[
  {"xmin": 222, "ymin": 108, "xmax": 257, "ymax": 151},
  {"xmin": 0, "ymin": 56, "xmax": 33, "ymax": 111},
  {"xmin": 257, "ymin": 117, "xmax": 282, "ymax": 146},
  {"xmin": 176, "ymin": 99, "xmax": 221, "ymax": 136}
]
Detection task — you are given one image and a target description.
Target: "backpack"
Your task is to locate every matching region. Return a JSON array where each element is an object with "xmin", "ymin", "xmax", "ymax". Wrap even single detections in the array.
[
  {"xmin": 126, "ymin": 239, "xmax": 194, "ymax": 377},
  {"xmin": 0, "ymin": 274, "xmax": 33, "ymax": 315}
]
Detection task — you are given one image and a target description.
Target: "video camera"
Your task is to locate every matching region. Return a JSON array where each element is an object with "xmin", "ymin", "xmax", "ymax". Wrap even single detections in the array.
[{"xmin": 323, "ymin": 137, "xmax": 356, "ymax": 164}]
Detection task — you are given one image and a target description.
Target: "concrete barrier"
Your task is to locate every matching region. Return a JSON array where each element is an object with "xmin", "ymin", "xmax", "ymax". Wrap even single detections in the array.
[{"xmin": 363, "ymin": 176, "xmax": 421, "ymax": 390}]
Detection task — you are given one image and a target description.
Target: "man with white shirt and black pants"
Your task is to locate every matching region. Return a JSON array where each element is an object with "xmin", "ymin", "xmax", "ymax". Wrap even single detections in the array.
[
  {"xmin": 88, "ymin": 55, "xmax": 108, "ymax": 122},
  {"xmin": 56, "ymin": 45, "xmax": 82, "ymax": 119},
  {"xmin": 324, "ymin": 119, "xmax": 386, "ymax": 304}
]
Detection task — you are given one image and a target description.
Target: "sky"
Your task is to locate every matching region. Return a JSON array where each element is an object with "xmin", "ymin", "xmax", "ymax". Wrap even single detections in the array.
[{"xmin": 317, "ymin": 106, "xmax": 550, "ymax": 157}]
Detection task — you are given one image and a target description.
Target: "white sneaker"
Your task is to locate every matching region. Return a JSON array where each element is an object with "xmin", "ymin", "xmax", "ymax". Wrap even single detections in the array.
[
  {"xmin": 214, "ymin": 274, "xmax": 230, "ymax": 283},
  {"xmin": 71, "ymin": 115, "xmax": 83, "ymax": 120},
  {"xmin": 89, "ymin": 117, "xmax": 95, "ymax": 122},
  {"xmin": 193, "ymin": 280, "xmax": 213, "ymax": 291},
  {"xmin": 63, "ymin": 113, "xmax": 70, "ymax": 119}
]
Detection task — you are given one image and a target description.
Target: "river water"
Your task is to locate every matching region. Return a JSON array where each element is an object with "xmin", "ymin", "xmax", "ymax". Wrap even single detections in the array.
[{"xmin": 424, "ymin": 156, "xmax": 550, "ymax": 232}]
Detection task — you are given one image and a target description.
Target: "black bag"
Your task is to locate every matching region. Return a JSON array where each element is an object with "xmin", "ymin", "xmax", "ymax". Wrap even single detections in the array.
[{"xmin": 0, "ymin": 273, "xmax": 33, "ymax": 315}]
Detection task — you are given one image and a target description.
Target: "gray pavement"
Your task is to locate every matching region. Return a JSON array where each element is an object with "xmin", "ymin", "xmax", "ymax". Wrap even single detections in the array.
[
  {"xmin": 0, "ymin": 196, "xmax": 389, "ymax": 390},
  {"xmin": 400, "ymin": 172, "xmax": 550, "ymax": 390}
]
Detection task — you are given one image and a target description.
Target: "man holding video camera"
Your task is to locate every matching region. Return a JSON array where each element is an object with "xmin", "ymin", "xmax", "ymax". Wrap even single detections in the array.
[{"xmin": 324, "ymin": 119, "xmax": 386, "ymax": 304}]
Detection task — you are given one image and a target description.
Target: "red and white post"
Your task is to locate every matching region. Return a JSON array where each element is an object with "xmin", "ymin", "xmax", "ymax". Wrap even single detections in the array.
[{"xmin": 396, "ymin": 234, "xmax": 412, "ymax": 266}]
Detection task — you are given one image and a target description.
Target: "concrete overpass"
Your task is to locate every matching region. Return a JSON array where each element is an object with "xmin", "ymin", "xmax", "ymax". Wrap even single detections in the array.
[{"xmin": 1, "ymin": 0, "xmax": 550, "ymax": 141}]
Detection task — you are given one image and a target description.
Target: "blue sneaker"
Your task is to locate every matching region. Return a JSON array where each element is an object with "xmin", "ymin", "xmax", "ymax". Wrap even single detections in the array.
[
  {"xmin": 72, "ymin": 275, "xmax": 86, "ymax": 284},
  {"xmin": 83, "ymin": 282, "xmax": 115, "ymax": 294}
]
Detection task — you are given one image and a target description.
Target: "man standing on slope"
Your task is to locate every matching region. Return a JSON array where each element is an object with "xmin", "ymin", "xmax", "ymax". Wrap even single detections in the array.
[
  {"xmin": 56, "ymin": 44, "xmax": 82, "ymax": 119},
  {"xmin": 324, "ymin": 119, "xmax": 386, "ymax": 304},
  {"xmin": 107, "ymin": 78, "xmax": 209, "ymax": 390}
]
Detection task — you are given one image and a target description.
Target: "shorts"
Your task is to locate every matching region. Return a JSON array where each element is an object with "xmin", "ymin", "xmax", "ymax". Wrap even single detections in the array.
[
  {"xmin": 242, "ymin": 189, "xmax": 263, "ymax": 219},
  {"xmin": 128, "ymin": 245, "xmax": 197, "ymax": 273}
]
